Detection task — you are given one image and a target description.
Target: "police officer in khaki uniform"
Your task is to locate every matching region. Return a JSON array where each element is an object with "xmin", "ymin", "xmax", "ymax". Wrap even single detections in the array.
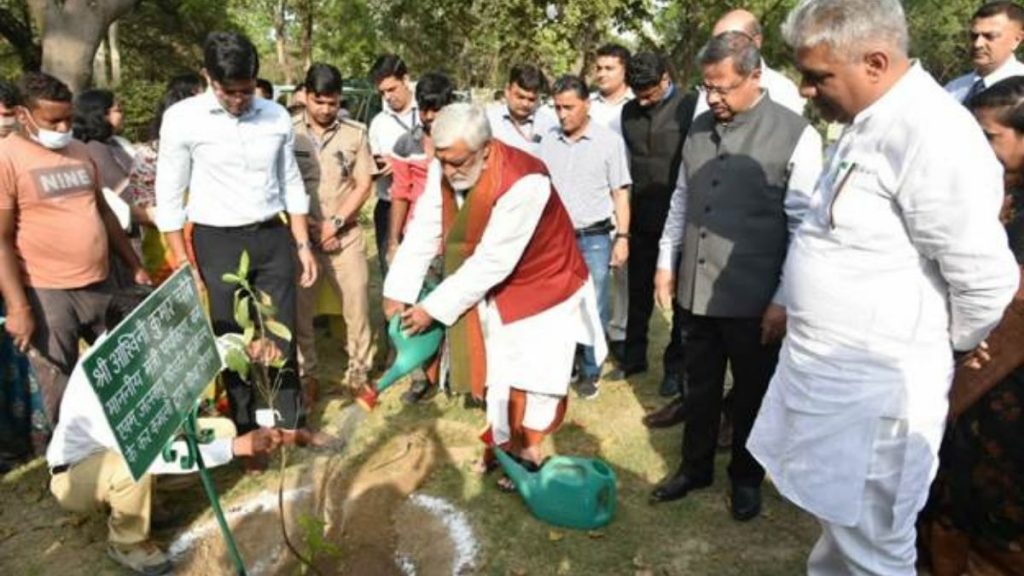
[{"xmin": 293, "ymin": 63, "xmax": 376, "ymax": 396}]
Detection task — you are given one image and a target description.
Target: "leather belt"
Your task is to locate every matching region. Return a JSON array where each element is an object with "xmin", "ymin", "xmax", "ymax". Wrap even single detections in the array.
[
  {"xmin": 194, "ymin": 217, "xmax": 284, "ymax": 233},
  {"xmin": 50, "ymin": 463, "xmax": 69, "ymax": 475},
  {"xmin": 575, "ymin": 218, "xmax": 613, "ymax": 237}
]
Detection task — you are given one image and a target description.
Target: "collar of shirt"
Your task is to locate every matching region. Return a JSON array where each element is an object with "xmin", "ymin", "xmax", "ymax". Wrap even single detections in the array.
[
  {"xmin": 204, "ymin": 90, "xmax": 263, "ymax": 120},
  {"xmin": 384, "ymin": 104, "xmax": 419, "ymax": 129},
  {"xmin": 591, "ymin": 88, "xmax": 635, "ymax": 106},
  {"xmin": 714, "ymin": 91, "xmax": 768, "ymax": 133},
  {"xmin": 503, "ymin": 106, "xmax": 535, "ymax": 127},
  {"xmin": 555, "ymin": 120, "xmax": 594, "ymax": 144},
  {"xmin": 850, "ymin": 61, "xmax": 923, "ymax": 129},
  {"xmin": 301, "ymin": 112, "xmax": 340, "ymax": 148},
  {"xmin": 978, "ymin": 56, "xmax": 1024, "ymax": 88}
]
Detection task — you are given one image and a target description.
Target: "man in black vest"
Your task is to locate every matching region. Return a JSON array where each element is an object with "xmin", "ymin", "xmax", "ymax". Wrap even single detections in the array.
[
  {"xmin": 618, "ymin": 53, "xmax": 698, "ymax": 398},
  {"xmin": 648, "ymin": 32, "xmax": 822, "ymax": 521}
]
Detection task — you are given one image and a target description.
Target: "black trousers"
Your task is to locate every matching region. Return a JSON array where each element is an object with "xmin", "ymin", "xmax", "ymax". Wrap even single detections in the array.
[
  {"xmin": 623, "ymin": 229, "xmax": 685, "ymax": 376},
  {"xmin": 193, "ymin": 222, "xmax": 303, "ymax": 433},
  {"xmin": 373, "ymin": 199, "xmax": 391, "ymax": 279},
  {"xmin": 679, "ymin": 311, "xmax": 779, "ymax": 486}
]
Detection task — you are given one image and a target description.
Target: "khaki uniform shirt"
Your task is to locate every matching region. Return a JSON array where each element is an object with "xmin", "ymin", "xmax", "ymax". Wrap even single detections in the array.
[{"xmin": 292, "ymin": 114, "xmax": 375, "ymax": 222}]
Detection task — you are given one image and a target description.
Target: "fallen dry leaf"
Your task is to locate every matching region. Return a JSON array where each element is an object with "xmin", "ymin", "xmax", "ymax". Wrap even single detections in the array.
[
  {"xmin": 548, "ymin": 529, "xmax": 564, "ymax": 542},
  {"xmin": 587, "ymin": 530, "xmax": 605, "ymax": 539}
]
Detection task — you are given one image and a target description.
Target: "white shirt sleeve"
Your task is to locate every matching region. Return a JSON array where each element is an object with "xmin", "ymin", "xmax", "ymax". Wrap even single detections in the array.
[
  {"xmin": 420, "ymin": 174, "xmax": 550, "ymax": 326},
  {"xmin": 279, "ymin": 121, "xmax": 309, "ymax": 215},
  {"xmin": 657, "ymin": 168, "xmax": 688, "ymax": 273},
  {"xmin": 154, "ymin": 106, "xmax": 192, "ymax": 232},
  {"xmin": 772, "ymin": 126, "xmax": 823, "ymax": 306},
  {"xmin": 383, "ymin": 161, "xmax": 443, "ymax": 304},
  {"xmin": 146, "ymin": 438, "xmax": 234, "ymax": 475},
  {"xmin": 368, "ymin": 115, "xmax": 384, "ymax": 156},
  {"xmin": 898, "ymin": 134, "xmax": 1019, "ymax": 350}
]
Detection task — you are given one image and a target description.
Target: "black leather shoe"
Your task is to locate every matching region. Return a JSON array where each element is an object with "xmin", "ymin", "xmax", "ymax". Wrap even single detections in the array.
[
  {"xmin": 649, "ymin": 471, "xmax": 712, "ymax": 504},
  {"xmin": 642, "ymin": 396, "xmax": 687, "ymax": 428},
  {"xmin": 659, "ymin": 372, "xmax": 682, "ymax": 397},
  {"xmin": 730, "ymin": 484, "xmax": 762, "ymax": 521}
]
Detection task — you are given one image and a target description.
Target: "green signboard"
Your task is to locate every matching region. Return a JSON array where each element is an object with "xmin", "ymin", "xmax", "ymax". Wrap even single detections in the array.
[{"xmin": 82, "ymin": 266, "xmax": 223, "ymax": 481}]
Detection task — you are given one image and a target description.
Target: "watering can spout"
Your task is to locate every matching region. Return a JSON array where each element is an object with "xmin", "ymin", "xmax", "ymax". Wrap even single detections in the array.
[
  {"xmin": 374, "ymin": 315, "xmax": 443, "ymax": 394},
  {"xmin": 493, "ymin": 448, "xmax": 533, "ymax": 499}
]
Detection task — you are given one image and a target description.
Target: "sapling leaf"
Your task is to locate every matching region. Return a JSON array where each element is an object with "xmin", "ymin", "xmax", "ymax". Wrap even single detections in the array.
[
  {"xmin": 235, "ymin": 295, "xmax": 251, "ymax": 329},
  {"xmin": 265, "ymin": 320, "xmax": 292, "ymax": 342},
  {"xmin": 222, "ymin": 273, "xmax": 240, "ymax": 284},
  {"xmin": 238, "ymin": 250, "xmax": 250, "ymax": 279},
  {"xmin": 224, "ymin": 347, "xmax": 251, "ymax": 380}
]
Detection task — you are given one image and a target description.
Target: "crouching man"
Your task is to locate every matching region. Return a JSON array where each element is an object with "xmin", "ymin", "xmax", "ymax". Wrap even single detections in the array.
[{"xmin": 45, "ymin": 294, "xmax": 283, "ymax": 575}]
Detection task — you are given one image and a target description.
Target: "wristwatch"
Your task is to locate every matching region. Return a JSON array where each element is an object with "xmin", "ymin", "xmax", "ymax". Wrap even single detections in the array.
[{"xmin": 330, "ymin": 215, "xmax": 344, "ymax": 232}]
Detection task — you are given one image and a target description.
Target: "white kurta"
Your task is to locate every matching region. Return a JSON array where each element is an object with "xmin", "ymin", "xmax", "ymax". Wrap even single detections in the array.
[
  {"xmin": 747, "ymin": 63, "xmax": 1019, "ymax": 533},
  {"xmin": 383, "ymin": 161, "xmax": 606, "ymax": 441}
]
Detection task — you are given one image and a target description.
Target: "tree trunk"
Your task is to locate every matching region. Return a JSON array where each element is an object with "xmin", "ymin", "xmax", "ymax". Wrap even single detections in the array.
[
  {"xmin": 93, "ymin": 35, "xmax": 109, "ymax": 88},
  {"xmin": 30, "ymin": 0, "xmax": 138, "ymax": 93},
  {"xmin": 274, "ymin": 0, "xmax": 293, "ymax": 85},
  {"xmin": 109, "ymin": 21, "xmax": 122, "ymax": 87},
  {"xmin": 301, "ymin": 0, "xmax": 313, "ymax": 72},
  {"xmin": 0, "ymin": 4, "xmax": 42, "ymax": 71}
]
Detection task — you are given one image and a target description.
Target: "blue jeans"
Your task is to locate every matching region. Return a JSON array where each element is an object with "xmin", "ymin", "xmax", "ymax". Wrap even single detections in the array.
[{"xmin": 577, "ymin": 233, "xmax": 611, "ymax": 378}]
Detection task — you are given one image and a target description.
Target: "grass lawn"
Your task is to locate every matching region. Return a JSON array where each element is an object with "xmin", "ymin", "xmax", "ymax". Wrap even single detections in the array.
[{"xmin": 0, "ymin": 215, "xmax": 819, "ymax": 575}]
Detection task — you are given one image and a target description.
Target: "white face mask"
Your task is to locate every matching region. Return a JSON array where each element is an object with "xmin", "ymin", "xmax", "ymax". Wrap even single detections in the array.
[{"xmin": 22, "ymin": 109, "xmax": 72, "ymax": 150}]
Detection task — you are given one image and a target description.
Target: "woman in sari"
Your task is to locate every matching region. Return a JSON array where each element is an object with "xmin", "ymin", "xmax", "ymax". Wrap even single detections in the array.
[
  {"xmin": 122, "ymin": 74, "xmax": 204, "ymax": 284},
  {"xmin": 921, "ymin": 75, "xmax": 1024, "ymax": 576}
]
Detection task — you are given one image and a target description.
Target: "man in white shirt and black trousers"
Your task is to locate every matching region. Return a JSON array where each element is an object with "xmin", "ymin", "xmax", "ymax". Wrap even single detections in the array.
[{"xmin": 155, "ymin": 32, "xmax": 318, "ymax": 454}]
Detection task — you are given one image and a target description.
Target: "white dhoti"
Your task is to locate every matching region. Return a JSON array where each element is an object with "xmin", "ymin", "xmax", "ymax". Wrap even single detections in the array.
[
  {"xmin": 805, "ymin": 418, "xmax": 921, "ymax": 576},
  {"xmin": 482, "ymin": 279, "xmax": 605, "ymax": 446}
]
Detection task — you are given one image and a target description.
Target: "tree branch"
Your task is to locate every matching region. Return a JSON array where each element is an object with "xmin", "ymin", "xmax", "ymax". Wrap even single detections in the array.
[{"xmin": 0, "ymin": 5, "xmax": 41, "ymax": 70}]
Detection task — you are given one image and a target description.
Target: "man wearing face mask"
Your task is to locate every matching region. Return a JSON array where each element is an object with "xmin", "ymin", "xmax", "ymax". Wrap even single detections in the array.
[
  {"xmin": 381, "ymin": 103, "xmax": 605, "ymax": 476},
  {"xmin": 0, "ymin": 72, "xmax": 150, "ymax": 430},
  {"xmin": 0, "ymin": 80, "xmax": 19, "ymax": 138},
  {"xmin": 946, "ymin": 2, "xmax": 1024, "ymax": 104}
]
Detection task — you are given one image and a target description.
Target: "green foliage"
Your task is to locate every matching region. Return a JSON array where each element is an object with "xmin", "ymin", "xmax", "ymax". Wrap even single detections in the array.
[
  {"xmin": 115, "ymin": 79, "xmax": 164, "ymax": 143},
  {"xmin": 116, "ymin": 0, "xmax": 236, "ymax": 82},
  {"xmin": 220, "ymin": 250, "xmax": 293, "ymax": 402},
  {"xmin": 296, "ymin": 513, "xmax": 341, "ymax": 570}
]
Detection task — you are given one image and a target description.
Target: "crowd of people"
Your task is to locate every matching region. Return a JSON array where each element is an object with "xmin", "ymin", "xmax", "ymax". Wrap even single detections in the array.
[{"xmin": 0, "ymin": 0, "xmax": 1023, "ymax": 574}]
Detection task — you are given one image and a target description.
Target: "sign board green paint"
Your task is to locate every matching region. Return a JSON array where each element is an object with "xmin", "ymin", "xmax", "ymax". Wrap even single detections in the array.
[{"xmin": 82, "ymin": 266, "xmax": 223, "ymax": 481}]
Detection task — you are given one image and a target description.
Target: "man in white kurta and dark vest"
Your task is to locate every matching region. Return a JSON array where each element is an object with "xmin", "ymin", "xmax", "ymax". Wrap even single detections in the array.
[
  {"xmin": 382, "ymin": 103, "xmax": 604, "ymax": 478},
  {"xmin": 694, "ymin": 9, "xmax": 806, "ymax": 117},
  {"xmin": 649, "ymin": 32, "xmax": 822, "ymax": 522},
  {"xmin": 747, "ymin": 1, "xmax": 1020, "ymax": 574}
]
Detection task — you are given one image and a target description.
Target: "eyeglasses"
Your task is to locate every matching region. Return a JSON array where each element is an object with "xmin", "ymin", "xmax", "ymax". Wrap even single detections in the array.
[{"xmin": 701, "ymin": 76, "xmax": 750, "ymax": 97}]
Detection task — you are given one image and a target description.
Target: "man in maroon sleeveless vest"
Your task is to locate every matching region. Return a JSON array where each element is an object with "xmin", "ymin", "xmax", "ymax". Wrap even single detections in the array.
[{"xmin": 383, "ymin": 103, "xmax": 605, "ymax": 475}]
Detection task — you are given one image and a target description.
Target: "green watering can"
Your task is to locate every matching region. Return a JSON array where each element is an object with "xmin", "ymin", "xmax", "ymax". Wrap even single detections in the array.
[
  {"xmin": 358, "ymin": 314, "xmax": 443, "ymax": 410},
  {"xmin": 494, "ymin": 447, "xmax": 618, "ymax": 530}
]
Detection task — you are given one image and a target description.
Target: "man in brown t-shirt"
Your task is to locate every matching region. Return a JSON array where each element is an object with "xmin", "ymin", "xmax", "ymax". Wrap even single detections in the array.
[
  {"xmin": 292, "ymin": 63, "xmax": 376, "ymax": 395},
  {"xmin": 0, "ymin": 72, "xmax": 149, "ymax": 425}
]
